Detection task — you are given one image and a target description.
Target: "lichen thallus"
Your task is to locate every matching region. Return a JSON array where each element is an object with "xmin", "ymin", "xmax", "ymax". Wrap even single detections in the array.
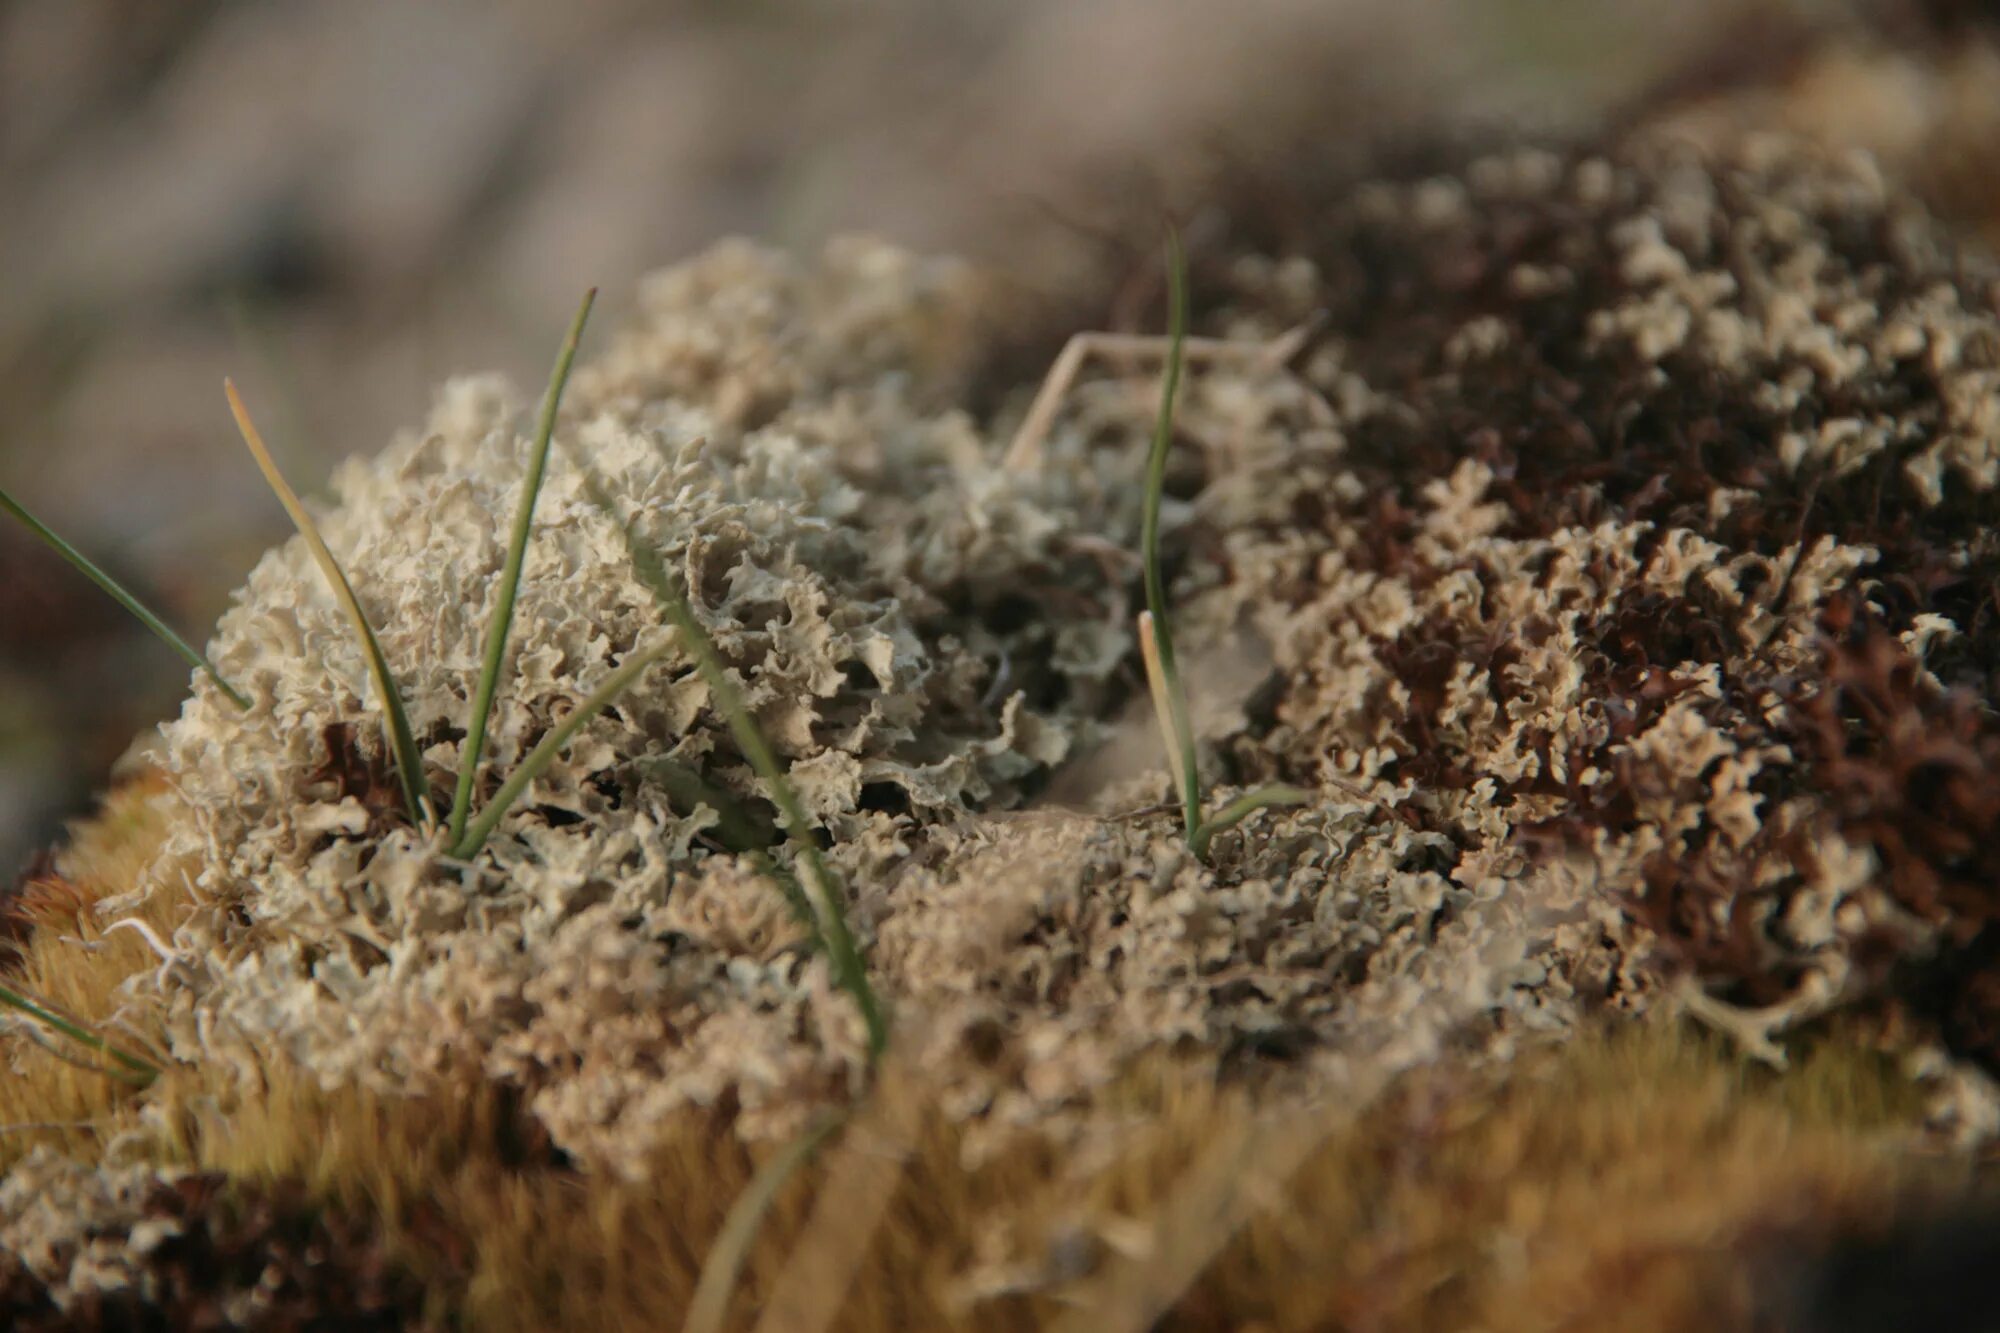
[
  {"xmin": 0, "ymin": 287, "xmax": 889, "ymax": 1079},
  {"xmin": 678, "ymin": 239, "xmax": 1315, "ymax": 1331},
  {"xmin": 0, "ymin": 243, "xmax": 1291, "ymax": 1170}
]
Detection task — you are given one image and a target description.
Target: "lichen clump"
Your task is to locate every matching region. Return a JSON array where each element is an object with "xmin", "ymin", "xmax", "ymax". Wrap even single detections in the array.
[
  {"xmin": 144, "ymin": 239, "xmax": 1116, "ymax": 1160},
  {"xmin": 76, "ymin": 132, "xmax": 2000, "ymax": 1183}
]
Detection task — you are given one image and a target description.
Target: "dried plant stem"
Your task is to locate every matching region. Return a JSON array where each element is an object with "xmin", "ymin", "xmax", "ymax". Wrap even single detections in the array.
[
  {"xmin": 0, "ymin": 486, "xmax": 250, "ymax": 709},
  {"xmin": 447, "ymin": 288, "xmax": 598, "ymax": 846},
  {"xmin": 1051, "ymin": 1096, "xmax": 1348, "ymax": 1333},
  {"xmin": 1004, "ymin": 322, "xmax": 1320, "ymax": 471},
  {"xmin": 227, "ymin": 380, "xmax": 431, "ymax": 828},
  {"xmin": 751, "ymin": 1079, "xmax": 918, "ymax": 1333},
  {"xmin": 1137, "ymin": 612, "xmax": 1191, "ymax": 814}
]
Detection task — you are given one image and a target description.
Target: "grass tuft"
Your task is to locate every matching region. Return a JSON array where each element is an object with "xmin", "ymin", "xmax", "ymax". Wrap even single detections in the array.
[
  {"xmin": 227, "ymin": 380, "xmax": 432, "ymax": 828},
  {"xmin": 446, "ymin": 288, "xmax": 598, "ymax": 847},
  {"xmin": 0, "ymin": 485, "xmax": 251, "ymax": 709},
  {"xmin": 1136, "ymin": 236, "xmax": 1308, "ymax": 859},
  {"xmin": 1138, "ymin": 240, "xmax": 1203, "ymax": 841},
  {"xmin": 561, "ymin": 443, "xmax": 889, "ymax": 1059}
]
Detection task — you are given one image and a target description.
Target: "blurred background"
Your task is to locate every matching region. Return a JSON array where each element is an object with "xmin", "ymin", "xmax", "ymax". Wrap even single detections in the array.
[{"xmin": 3, "ymin": 0, "xmax": 1998, "ymax": 876}]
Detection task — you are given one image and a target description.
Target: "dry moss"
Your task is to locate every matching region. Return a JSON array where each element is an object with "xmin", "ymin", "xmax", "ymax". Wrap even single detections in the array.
[{"xmin": 0, "ymin": 1003, "xmax": 1956, "ymax": 1331}]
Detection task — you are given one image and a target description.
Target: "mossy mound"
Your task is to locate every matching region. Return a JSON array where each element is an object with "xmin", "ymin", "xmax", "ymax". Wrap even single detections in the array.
[{"xmin": 6, "ymin": 129, "xmax": 2000, "ymax": 1327}]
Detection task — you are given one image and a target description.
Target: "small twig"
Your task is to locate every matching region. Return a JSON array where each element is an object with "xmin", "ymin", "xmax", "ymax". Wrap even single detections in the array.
[
  {"xmin": 1108, "ymin": 800, "xmax": 1181, "ymax": 823},
  {"xmin": 1004, "ymin": 322, "xmax": 1324, "ymax": 471}
]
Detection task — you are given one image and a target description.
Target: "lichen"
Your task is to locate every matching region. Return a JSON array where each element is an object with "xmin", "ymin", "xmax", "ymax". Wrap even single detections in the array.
[
  {"xmin": 33, "ymin": 131, "xmax": 2000, "ymax": 1187},
  {"xmin": 140, "ymin": 238, "xmax": 1134, "ymax": 1170}
]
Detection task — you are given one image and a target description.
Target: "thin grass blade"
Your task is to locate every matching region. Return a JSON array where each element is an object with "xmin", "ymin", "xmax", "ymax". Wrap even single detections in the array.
[
  {"xmin": 447, "ymin": 288, "xmax": 598, "ymax": 845},
  {"xmin": 14, "ymin": 1024, "xmax": 151, "ymax": 1085},
  {"xmin": 0, "ymin": 983, "xmax": 157, "ymax": 1085},
  {"xmin": 226, "ymin": 380, "xmax": 429, "ymax": 827},
  {"xmin": 1138, "ymin": 232, "xmax": 1202, "ymax": 841},
  {"xmin": 560, "ymin": 447, "xmax": 890, "ymax": 1057},
  {"xmin": 683, "ymin": 1110, "xmax": 843, "ymax": 1333},
  {"xmin": 745, "ymin": 850, "xmax": 817, "ymax": 931},
  {"xmin": 637, "ymin": 559, "xmax": 886, "ymax": 1054},
  {"xmin": 0, "ymin": 486, "xmax": 250, "ymax": 709},
  {"xmin": 1189, "ymin": 785, "xmax": 1312, "ymax": 859},
  {"xmin": 450, "ymin": 639, "xmax": 670, "ymax": 859}
]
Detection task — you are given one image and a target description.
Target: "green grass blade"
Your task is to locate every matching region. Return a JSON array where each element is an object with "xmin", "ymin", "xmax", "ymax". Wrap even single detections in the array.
[
  {"xmin": 745, "ymin": 850, "xmax": 817, "ymax": 934},
  {"xmin": 1139, "ymin": 233, "xmax": 1202, "ymax": 843},
  {"xmin": 1189, "ymin": 785, "xmax": 1312, "ymax": 859},
  {"xmin": 450, "ymin": 639, "xmax": 670, "ymax": 860},
  {"xmin": 641, "ymin": 564, "xmax": 887, "ymax": 1056},
  {"xmin": 0, "ymin": 983, "xmax": 158, "ymax": 1086},
  {"xmin": 446, "ymin": 288, "xmax": 598, "ymax": 846},
  {"xmin": 561, "ymin": 449, "xmax": 890, "ymax": 1058},
  {"xmin": 227, "ymin": 380, "xmax": 429, "ymax": 827},
  {"xmin": 682, "ymin": 1110, "xmax": 844, "ymax": 1333},
  {"xmin": 0, "ymin": 485, "xmax": 250, "ymax": 710}
]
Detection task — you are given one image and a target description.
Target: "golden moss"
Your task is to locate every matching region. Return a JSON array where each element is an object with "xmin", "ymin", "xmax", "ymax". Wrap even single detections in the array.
[
  {"xmin": 96, "ymin": 1022, "xmax": 1942, "ymax": 1332},
  {"xmin": 0, "ymin": 773, "xmax": 189, "ymax": 1171}
]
